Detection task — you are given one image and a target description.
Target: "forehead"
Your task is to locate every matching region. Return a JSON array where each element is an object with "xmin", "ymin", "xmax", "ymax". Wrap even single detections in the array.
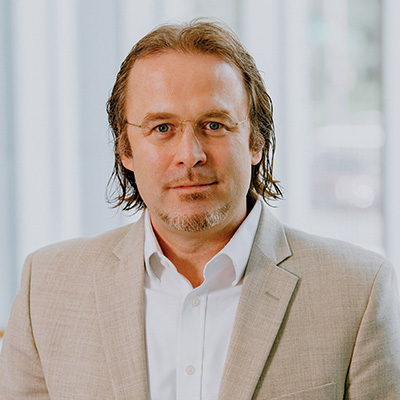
[{"xmin": 125, "ymin": 50, "xmax": 248, "ymax": 116}]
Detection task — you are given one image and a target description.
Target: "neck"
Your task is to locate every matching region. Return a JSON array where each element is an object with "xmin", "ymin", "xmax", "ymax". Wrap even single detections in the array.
[
  {"xmin": 154, "ymin": 229, "xmax": 233, "ymax": 288},
  {"xmin": 149, "ymin": 197, "xmax": 256, "ymax": 288}
]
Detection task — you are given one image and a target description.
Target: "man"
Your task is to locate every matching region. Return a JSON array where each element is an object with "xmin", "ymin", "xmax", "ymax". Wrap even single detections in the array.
[{"xmin": 1, "ymin": 20, "xmax": 399, "ymax": 400}]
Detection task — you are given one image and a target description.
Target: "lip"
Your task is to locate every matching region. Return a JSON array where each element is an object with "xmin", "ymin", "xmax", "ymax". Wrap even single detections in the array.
[{"xmin": 169, "ymin": 182, "xmax": 216, "ymax": 192}]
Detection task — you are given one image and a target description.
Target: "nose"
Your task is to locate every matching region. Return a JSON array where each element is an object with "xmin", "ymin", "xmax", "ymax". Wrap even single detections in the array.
[{"xmin": 173, "ymin": 122, "xmax": 207, "ymax": 167}]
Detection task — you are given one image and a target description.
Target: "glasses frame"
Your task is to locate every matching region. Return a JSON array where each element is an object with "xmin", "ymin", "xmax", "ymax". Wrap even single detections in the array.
[{"xmin": 125, "ymin": 112, "xmax": 249, "ymax": 146}]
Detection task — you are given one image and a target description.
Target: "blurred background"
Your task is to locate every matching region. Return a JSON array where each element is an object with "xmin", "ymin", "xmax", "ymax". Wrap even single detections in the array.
[{"xmin": 1, "ymin": 0, "xmax": 399, "ymax": 334}]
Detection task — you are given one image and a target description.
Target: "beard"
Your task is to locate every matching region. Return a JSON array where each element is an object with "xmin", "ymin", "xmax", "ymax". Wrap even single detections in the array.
[
  {"xmin": 155, "ymin": 193, "xmax": 232, "ymax": 232},
  {"xmin": 151, "ymin": 170, "xmax": 234, "ymax": 232}
]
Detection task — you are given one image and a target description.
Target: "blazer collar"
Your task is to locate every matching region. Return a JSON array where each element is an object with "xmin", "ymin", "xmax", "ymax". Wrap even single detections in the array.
[
  {"xmin": 94, "ymin": 215, "xmax": 149, "ymax": 400},
  {"xmin": 94, "ymin": 205, "xmax": 297, "ymax": 400},
  {"xmin": 218, "ymin": 204, "xmax": 299, "ymax": 400},
  {"xmin": 251, "ymin": 204, "xmax": 293, "ymax": 266}
]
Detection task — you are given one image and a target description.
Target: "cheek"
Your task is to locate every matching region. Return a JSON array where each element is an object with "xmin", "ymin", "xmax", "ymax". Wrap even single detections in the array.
[
  {"xmin": 130, "ymin": 160, "xmax": 154, "ymax": 203},
  {"xmin": 130, "ymin": 145, "xmax": 167, "ymax": 183},
  {"xmin": 223, "ymin": 142, "xmax": 253, "ymax": 182}
]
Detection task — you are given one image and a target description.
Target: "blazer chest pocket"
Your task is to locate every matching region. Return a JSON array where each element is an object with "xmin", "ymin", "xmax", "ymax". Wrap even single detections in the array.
[{"xmin": 267, "ymin": 382, "xmax": 336, "ymax": 400}]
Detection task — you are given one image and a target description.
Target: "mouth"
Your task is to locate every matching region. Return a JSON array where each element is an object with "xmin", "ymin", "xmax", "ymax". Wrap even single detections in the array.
[{"xmin": 169, "ymin": 182, "xmax": 217, "ymax": 193}]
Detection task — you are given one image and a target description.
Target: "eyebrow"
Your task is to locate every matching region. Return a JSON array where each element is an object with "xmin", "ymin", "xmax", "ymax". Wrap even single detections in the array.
[
  {"xmin": 198, "ymin": 109, "xmax": 233, "ymax": 118},
  {"xmin": 141, "ymin": 109, "xmax": 234, "ymax": 123},
  {"xmin": 141, "ymin": 112, "xmax": 177, "ymax": 123}
]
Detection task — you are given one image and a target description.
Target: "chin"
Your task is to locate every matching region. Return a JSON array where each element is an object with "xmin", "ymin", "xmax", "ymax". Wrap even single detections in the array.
[{"xmin": 157, "ymin": 203, "xmax": 231, "ymax": 232}]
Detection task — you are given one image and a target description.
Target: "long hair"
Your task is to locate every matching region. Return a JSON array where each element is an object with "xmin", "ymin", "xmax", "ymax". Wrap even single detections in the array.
[{"xmin": 106, "ymin": 19, "xmax": 282, "ymax": 211}]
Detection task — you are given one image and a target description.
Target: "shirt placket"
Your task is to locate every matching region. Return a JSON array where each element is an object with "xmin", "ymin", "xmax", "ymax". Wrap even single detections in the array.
[{"xmin": 176, "ymin": 286, "xmax": 207, "ymax": 400}]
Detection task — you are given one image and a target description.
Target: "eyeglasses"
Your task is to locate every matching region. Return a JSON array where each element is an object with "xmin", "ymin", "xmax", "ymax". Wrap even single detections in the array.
[{"xmin": 125, "ymin": 111, "xmax": 248, "ymax": 146}]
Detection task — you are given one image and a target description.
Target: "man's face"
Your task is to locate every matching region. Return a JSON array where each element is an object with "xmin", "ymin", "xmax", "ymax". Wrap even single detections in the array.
[{"xmin": 122, "ymin": 51, "xmax": 261, "ymax": 235}]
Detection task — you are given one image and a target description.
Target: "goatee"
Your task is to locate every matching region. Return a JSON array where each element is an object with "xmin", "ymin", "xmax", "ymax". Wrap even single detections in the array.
[{"xmin": 157, "ymin": 203, "xmax": 231, "ymax": 232}]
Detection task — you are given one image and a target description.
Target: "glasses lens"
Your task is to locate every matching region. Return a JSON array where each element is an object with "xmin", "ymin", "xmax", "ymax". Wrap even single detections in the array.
[
  {"xmin": 133, "ymin": 112, "xmax": 241, "ymax": 146},
  {"xmin": 195, "ymin": 113, "xmax": 237, "ymax": 137},
  {"xmin": 141, "ymin": 117, "xmax": 181, "ymax": 144}
]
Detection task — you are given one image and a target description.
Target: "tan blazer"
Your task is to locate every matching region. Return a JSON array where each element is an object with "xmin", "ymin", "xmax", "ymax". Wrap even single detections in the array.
[{"xmin": 1, "ymin": 205, "xmax": 400, "ymax": 399}]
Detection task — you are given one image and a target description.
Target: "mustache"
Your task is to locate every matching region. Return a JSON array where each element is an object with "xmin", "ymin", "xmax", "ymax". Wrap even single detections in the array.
[{"xmin": 164, "ymin": 171, "xmax": 218, "ymax": 188}]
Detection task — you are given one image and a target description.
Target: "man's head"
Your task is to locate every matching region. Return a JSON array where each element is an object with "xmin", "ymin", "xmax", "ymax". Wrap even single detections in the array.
[{"xmin": 107, "ymin": 19, "xmax": 282, "ymax": 214}]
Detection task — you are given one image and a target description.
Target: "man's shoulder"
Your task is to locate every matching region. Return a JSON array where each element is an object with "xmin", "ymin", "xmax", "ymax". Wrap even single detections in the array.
[
  {"xmin": 29, "ymin": 220, "xmax": 144, "ymax": 270},
  {"xmin": 256, "ymin": 205, "xmax": 389, "ymax": 278},
  {"xmin": 282, "ymin": 225, "xmax": 390, "ymax": 281}
]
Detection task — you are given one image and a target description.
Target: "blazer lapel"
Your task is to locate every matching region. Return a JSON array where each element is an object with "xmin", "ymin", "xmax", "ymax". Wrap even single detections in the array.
[
  {"xmin": 94, "ymin": 217, "xmax": 149, "ymax": 399},
  {"xmin": 219, "ymin": 207, "xmax": 299, "ymax": 400}
]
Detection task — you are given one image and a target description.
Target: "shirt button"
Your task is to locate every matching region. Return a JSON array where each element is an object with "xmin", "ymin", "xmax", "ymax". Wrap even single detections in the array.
[
  {"xmin": 190, "ymin": 297, "xmax": 200, "ymax": 307},
  {"xmin": 185, "ymin": 365, "xmax": 195, "ymax": 375}
]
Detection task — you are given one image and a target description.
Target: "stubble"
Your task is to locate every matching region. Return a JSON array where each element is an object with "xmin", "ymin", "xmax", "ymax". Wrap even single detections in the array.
[{"xmin": 156, "ymin": 193, "xmax": 231, "ymax": 232}]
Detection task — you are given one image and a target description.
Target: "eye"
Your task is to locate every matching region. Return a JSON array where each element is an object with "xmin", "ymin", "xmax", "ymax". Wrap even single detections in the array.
[
  {"xmin": 154, "ymin": 123, "xmax": 171, "ymax": 133},
  {"xmin": 207, "ymin": 121, "xmax": 223, "ymax": 131},
  {"xmin": 201, "ymin": 121, "xmax": 228, "ymax": 137},
  {"xmin": 148, "ymin": 122, "xmax": 177, "ymax": 142}
]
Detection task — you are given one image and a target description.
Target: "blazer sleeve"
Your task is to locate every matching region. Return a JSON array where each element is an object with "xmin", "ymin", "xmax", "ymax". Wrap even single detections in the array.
[
  {"xmin": 0, "ymin": 253, "xmax": 50, "ymax": 399},
  {"xmin": 345, "ymin": 260, "xmax": 400, "ymax": 399}
]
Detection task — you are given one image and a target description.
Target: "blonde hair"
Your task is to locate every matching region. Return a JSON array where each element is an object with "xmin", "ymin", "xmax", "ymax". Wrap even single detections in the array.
[{"xmin": 107, "ymin": 19, "xmax": 282, "ymax": 211}]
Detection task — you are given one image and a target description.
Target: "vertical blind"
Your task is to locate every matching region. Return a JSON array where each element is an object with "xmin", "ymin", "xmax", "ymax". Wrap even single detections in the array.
[{"xmin": 0, "ymin": 0, "xmax": 399, "ymax": 329}]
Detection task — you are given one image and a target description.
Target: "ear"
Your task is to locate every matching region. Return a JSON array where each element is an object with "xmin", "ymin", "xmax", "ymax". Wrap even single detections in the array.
[
  {"xmin": 121, "ymin": 154, "xmax": 134, "ymax": 172},
  {"xmin": 251, "ymin": 148, "xmax": 262, "ymax": 165},
  {"xmin": 117, "ymin": 130, "xmax": 134, "ymax": 171}
]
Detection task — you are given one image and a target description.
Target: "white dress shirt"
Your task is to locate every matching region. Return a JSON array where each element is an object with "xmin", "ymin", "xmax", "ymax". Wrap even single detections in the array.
[{"xmin": 143, "ymin": 200, "xmax": 262, "ymax": 400}]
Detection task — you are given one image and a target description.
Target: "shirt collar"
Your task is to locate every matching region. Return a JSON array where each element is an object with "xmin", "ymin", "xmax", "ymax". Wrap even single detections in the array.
[
  {"xmin": 216, "ymin": 200, "xmax": 261, "ymax": 285},
  {"xmin": 144, "ymin": 200, "xmax": 262, "ymax": 285},
  {"xmin": 144, "ymin": 212, "xmax": 165, "ymax": 281}
]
